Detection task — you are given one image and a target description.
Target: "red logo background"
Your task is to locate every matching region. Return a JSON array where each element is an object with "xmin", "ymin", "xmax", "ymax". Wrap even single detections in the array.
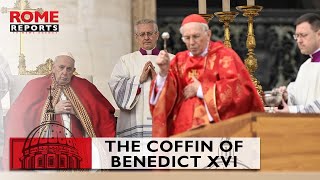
[{"xmin": 10, "ymin": 138, "xmax": 92, "ymax": 170}]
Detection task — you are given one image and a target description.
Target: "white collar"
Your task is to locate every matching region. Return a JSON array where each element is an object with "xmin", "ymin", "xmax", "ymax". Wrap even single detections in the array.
[
  {"xmin": 146, "ymin": 50, "xmax": 152, "ymax": 55},
  {"xmin": 188, "ymin": 43, "xmax": 209, "ymax": 57},
  {"xmin": 310, "ymin": 48, "xmax": 320, "ymax": 58},
  {"xmin": 142, "ymin": 47, "xmax": 156, "ymax": 55}
]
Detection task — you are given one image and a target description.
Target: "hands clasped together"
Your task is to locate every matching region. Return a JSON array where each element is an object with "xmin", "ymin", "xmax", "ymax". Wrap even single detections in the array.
[
  {"xmin": 139, "ymin": 61, "xmax": 157, "ymax": 84},
  {"xmin": 55, "ymin": 100, "xmax": 75, "ymax": 115}
]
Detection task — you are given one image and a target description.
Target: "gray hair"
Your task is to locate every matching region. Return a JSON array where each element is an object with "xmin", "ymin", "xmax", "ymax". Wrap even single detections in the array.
[
  {"xmin": 134, "ymin": 19, "xmax": 159, "ymax": 34},
  {"xmin": 179, "ymin": 22, "xmax": 209, "ymax": 34},
  {"xmin": 54, "ymin": 55, "xmax": 75, "ymax": 65}
]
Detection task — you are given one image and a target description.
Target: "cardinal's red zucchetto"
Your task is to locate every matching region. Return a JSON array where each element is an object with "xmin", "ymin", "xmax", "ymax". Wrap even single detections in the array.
[{"xmin": 181, "ymin": 14, "xmax": 208, "ymax": 26}]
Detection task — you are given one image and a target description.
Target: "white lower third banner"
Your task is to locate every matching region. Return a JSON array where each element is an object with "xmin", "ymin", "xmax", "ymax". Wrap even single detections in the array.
[{"xmin": 91, "ymin": 138, "xmax": 260, "ymax": 169}]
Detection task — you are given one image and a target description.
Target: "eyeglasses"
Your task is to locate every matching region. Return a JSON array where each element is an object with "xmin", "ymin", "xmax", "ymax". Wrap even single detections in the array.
[
  {"xmin": 293, "ymin": 33, "xmax": 308, "ymax": 40},
  {"xmin": 136, "ymin": 31, "xmax": 157, "ymax": 38},
  {"xmin": 181, "ymin": 34, "xmax": 202, "ymax": 43}
]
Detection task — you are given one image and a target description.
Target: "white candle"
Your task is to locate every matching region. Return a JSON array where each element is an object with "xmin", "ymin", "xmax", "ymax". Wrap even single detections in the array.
[
  {"xmin": 198, "ymin": 0, "xmax": 207, "ymax": 14},
  {"xmin": 222, "ymin": 0, "xmax": 230, "ymax": 12},
  {"xmin": 247, "ymin": 0, "xmax": 255, "ymax": 6}
]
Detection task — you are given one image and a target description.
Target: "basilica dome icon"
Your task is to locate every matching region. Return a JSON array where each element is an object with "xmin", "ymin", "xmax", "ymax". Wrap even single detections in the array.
[{"xmin": 19, "ymin": 121, "xmax": 82, "ymax": 169}]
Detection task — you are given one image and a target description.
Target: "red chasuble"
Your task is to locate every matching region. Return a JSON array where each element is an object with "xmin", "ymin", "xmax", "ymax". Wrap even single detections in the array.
[
  {"xmin": 150, "ymin": 41, "xmax": 264, "ymax": 137},
  {"xmin": 4, "ymin": 74, "xmax": 116, "ymax": 138}
]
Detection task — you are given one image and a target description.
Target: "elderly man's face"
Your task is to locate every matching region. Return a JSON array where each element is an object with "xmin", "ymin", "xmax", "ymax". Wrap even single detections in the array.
[
  {"xmin": 181, "ymin": 23, "xmax": 211, "ymax": 56},
  {"xmin": 52, "ymin": 55, "xmax": 75, "ymax": 86},
  {"xmin": 135, "ymin": 23, "xmax": 159, "ymax": 50}
]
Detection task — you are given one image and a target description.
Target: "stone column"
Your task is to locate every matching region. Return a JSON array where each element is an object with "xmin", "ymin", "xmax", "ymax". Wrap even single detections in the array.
[{"xmin": 131, "ymin": 0, "xmax": 157, "ymax": 51}]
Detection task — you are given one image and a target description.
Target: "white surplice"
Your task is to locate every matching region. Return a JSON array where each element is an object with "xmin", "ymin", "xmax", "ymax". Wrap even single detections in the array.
[
  {"xmin": 287, "ymin": 58, "xmax": 320, "ymax": 106},
  {"xmin": 109, "ymin": 51, "xmax": 166, "ymax": 137}
]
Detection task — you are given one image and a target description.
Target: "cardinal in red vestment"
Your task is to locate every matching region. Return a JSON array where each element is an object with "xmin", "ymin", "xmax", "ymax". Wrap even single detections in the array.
[
  {"xmin": 2, "ymin": 52, "xmax": 116, "ymax": 169},
  {"xmin": 149, "ymin": 14, "xmax": 264, "ymax": 137}
]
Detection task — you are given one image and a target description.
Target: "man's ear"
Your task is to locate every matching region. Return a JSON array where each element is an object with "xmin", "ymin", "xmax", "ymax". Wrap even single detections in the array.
[
  {"xmin": 134, "ymin": 34, "xmax": 139, "ymax": 42},
  {"xmin": 207, "ymin": 30, "xmax": 212, "ymax": 39},
  {"xmin": 51, "ymin": 64, "xmax": 56, "ymax": 72},
  {"xmin": 73, "ymin": 68, "xmax": 76, "ymax": 73}
]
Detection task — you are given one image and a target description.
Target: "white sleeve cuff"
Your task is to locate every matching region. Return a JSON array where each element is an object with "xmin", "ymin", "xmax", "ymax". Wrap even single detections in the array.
[
  {"xmin": 156, "ymin": 74, "xmax": 167, "ymax": 87},
  {"xmin": 288, "ymin": 106, "xmax": 298, "ymax": 113},
  {"xmin": 150, "ymin": 74, "xmax": 167, "ymax": 105},
  {"xmin": 196, "ymin": 85, "xmax": 212, "ymax": 121},
  {"xmin": 196, "ymin": 85, "xmax": 203, "ymax": 99}
]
